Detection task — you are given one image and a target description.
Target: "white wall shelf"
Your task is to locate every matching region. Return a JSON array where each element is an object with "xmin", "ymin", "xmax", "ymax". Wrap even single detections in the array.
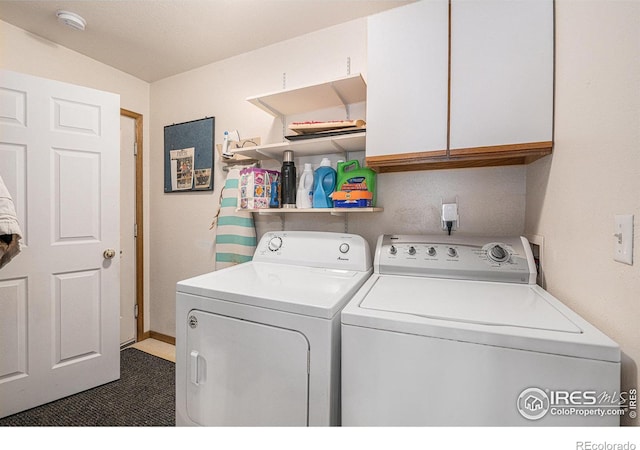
[
  {"xmin": 246, "ymin": 73, "xmax": 367, "ymax": 117},
  {"xmin": 238, "ymin": 207, "xmax": 383, "ymax": 216},
  {"xmin": 231, "ymin": 132, "xmax": 365, "ymax": 161}
]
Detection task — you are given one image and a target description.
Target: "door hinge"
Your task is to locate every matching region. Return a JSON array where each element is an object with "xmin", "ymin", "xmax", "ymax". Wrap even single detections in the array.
[
  {"xmin": 134, "ymin": 223, "xmax": 138, "ymax": 238},
  {"xmin": 133, "ymin": 141, "xmax": 138, "ymax": 156},
  {"xmin": 134, "ymin": 304, "xmax": 139, "ymax": 319}
]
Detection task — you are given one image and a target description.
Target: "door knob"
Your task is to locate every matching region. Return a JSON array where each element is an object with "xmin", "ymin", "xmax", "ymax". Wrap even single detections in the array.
[{"xmin": 103, "ymin": 249, "xmax": 116, "ymax": 259}]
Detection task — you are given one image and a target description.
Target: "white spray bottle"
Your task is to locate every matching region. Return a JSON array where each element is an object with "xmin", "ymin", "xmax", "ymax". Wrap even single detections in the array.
[
  {"xmin": 221, "ymin": 131, "xmax": 232, "ymax": 158},
  {"xmin": 296, "ymin": 163, "xmax": 314, "ymax": 209}
]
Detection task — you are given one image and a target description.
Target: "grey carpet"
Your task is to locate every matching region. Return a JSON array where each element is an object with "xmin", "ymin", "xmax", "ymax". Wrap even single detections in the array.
[{"xmin": 0, "ymin": 348, "xmax": 175, "ymax": 426}]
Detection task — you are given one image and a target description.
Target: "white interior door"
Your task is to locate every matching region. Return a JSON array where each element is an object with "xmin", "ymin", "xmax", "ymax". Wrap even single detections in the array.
[
  {"xmin": 0, "ymin": 69, "xmax": 120, "ymax": 418},
  {"xmin": 120, "ymin": 115, "xmax": 136, "ymax": 345}
]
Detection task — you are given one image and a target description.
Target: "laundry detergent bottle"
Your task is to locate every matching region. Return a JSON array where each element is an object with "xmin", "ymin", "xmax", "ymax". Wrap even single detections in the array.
[
  {"xmin": 312, "ymin": 158, "xmax": 336, "ymax": 208},
  {"xmin": 336, "ymin": 159, "xmax": 377, "ymax": 206},
  {"xmin": 296, "ymin": 163, "xmax": 314, "ymax": 209}
]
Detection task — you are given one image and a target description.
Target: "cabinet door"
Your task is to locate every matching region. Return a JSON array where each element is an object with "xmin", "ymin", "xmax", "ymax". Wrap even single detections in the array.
[
  {"xmin": 366, "ymin": 0, "xmax": 449, "ymax": 157},
  {"xmin": 450, "ymin": 0, "xmax": 554, "ymax": 150}
]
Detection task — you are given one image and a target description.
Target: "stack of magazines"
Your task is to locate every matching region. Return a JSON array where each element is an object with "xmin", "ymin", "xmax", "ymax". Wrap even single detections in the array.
[{"xmin": 285, "ymin": 119, "xmax": 365, "ymax": 141}]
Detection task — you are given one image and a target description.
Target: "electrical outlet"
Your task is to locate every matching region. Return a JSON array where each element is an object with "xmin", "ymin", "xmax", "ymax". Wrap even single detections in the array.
[
  {"xmin": 614, "ymin": 214, "xmax": 633, "ymax": 265},
  {"xmin": 441, "ymin": 198, "xmax": 459, "ymax": 232}
]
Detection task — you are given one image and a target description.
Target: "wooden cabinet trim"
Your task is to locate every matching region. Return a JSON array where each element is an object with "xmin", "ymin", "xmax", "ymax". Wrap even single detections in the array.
[
  {"xmin": 366, "ymin": 141, "xmax": 552, "ymax": 173},
  {"xmin": 449, "ymin": 141, "xmax": 553, "ymax": 157},
  {"xmin": 366, "ymin": 149, "xmax": 448, "ymax": 166}
]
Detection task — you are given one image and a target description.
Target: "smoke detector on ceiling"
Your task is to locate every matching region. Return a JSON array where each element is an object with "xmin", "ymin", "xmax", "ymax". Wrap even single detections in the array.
[{"xmin": 56, "ymin": 10, "xmax": 86, "ymax": 31}]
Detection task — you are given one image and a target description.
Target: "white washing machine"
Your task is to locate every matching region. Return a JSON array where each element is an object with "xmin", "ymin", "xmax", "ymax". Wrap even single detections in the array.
[
  {"xmin": 342, "ymin": 234, "xmax": 621, "ymax": 426},
  {"xmin": 176, "ymin": 231, "xmax": 371, "ymax": 426}
]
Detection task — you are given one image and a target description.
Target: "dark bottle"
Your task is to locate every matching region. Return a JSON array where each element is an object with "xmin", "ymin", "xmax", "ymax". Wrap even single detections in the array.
[{"xmin": 280, "ymin": 150, "xmax": 297, "ymax": 208}]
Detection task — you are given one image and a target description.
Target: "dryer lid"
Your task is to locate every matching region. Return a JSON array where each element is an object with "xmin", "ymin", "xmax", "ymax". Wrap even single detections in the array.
[
  {"xmin": 177, "ymin": 261, "xmax": 371, "ymax": 319},
  {"xmin": 360, "ymin": 276, "xmax": 581, "ymax": 333}
]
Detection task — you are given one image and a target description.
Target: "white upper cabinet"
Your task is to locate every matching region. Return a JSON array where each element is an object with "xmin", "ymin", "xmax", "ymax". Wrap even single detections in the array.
[
  {"xmin": 449, "ymin": 0, "xmax": 554, "ymax": 150},
  {"xmin": 366, "ymin": 0, "xmax": 449, "ymax": 157},
  {"xmin": 365, "ymin": 0, "xmax": 554, "ymax": 173}
]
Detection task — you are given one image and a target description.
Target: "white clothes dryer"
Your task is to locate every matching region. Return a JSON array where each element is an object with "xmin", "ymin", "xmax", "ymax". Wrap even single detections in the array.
[
  {"xmin": 341, "ymin": 235, "xmax": 621, "ymax": 426},
  {"xmin": 176, "ymin": 231, "xmax": 371, "ymax": 426}
]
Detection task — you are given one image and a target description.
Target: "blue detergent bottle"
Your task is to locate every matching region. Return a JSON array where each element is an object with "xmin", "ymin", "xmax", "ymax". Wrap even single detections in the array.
[{"xmin": 312, "ymin": 158, "xmax": 336, "ymax": 208}]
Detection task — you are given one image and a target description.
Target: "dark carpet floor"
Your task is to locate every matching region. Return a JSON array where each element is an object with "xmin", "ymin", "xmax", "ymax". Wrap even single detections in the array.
[{"xmin": 0, "ymin": 348, "xmax": 175, "ymax": 426}]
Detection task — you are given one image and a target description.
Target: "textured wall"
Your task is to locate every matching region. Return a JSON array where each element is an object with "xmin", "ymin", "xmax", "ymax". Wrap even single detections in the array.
[{"xmin": 526, "ymin": 0, "xmax": 640, "ymax": 426}]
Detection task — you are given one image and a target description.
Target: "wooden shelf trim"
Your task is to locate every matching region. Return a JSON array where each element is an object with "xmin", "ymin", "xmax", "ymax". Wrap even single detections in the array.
[{"xmin": 366, "ymin": 141, "xmax": 552, "ymax": 173}]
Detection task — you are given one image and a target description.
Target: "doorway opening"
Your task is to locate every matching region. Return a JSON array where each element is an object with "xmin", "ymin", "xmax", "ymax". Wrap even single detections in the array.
[{"xmin": 120, "ymin": 109, "xmax": 144, "ymax": 345}]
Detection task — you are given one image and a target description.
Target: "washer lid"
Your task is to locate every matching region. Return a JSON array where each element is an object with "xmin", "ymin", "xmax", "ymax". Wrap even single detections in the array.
[
  {"xmin": 360, "ymin": 276, "xmax": 581, "ymax": 332},
  {"xmin": 344, "ymin": 275, "xmax": 620, "ymax": 362},
  {"xmin": 177, "ymin": 261, "xmax": 371, "ymax": 319}
]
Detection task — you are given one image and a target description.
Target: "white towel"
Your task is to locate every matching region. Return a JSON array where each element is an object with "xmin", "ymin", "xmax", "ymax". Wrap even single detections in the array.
[
  {"xmin": 0, "ymin": 175, "xmax": 23, "ymax": 269},
  {"xmin": 211, "ymin": 168, "xmax": 256, "ymax": 270}
]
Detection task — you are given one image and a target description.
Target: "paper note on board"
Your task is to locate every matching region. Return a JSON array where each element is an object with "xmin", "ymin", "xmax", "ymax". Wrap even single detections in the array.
[{"xmin": 170, "ymin": 147, "xmax": 195, "ymax": 190}]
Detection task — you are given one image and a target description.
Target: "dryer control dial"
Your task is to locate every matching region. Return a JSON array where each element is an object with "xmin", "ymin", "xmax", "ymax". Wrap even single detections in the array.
[
  {"xmin": 427, "ymin": 247, "xmax": 437, "ymax": 257},
  {"xmin": 267, "ymin": 236, "xmax": 283, "ymax": 252},
  {"xmin": 447, "ymin": 247, "xmax": 458, "ymax": 258},
  {"xmin": 487, "ymin": 244, "xmax": 510, "ymax": 263},
  {"xmin": 389, "ymin": 245, "xmax": 397, "ymax": 255},
  {"xmin": 339, "ymin": 243, "xmax": 350, "ymax": 254},
  {"xmin": 408, "ymin": 246, "xmax": 416, "ymax": 256}
]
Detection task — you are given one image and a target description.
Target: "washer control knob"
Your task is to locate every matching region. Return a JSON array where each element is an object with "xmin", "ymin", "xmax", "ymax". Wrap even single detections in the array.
[
  {"xmin": 427, "ymin": 246, "xmax": 437, "ymax": 257},
  {"xmin": 408, "ymin": 246, "xmax": 416, "ymax": 256},
  {"xmin": 447, "ymin": 247, "xmax": 458, "ymax": 258},
  {"xmin": 488, "ymin": 244, "xmax": 510, "ymax": 263},
  {"xmin": 339, "ymin": 243, "xmax": 350, "ymax": 254},
  {"xmin": 389, "ymin": 245, "xmax": 397, "ymax": 255},
  {"xmin": 267, "ymin": 236, "xmax": 283, "ymax": 252}
]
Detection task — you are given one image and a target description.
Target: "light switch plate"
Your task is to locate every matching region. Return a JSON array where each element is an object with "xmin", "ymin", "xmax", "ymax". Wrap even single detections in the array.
[{"xmin": 614, "ymin": 214, "xmax": 633, "ymax": 265}]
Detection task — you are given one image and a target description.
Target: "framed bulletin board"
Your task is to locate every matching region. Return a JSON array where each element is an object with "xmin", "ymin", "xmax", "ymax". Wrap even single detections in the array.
[{"xmin": 164, "ymin": 117, "xmax": 215, "ymax": 192}]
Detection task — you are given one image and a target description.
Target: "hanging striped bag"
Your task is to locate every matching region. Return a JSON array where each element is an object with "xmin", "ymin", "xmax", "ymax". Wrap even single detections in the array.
[{"xmin": 211, "ymin": 167, "xmax": 256, "ymax": 270}]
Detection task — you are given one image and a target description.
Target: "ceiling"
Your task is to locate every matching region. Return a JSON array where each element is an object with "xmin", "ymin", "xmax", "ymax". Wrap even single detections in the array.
[{"xmin": 0, "ymin": 0, "xmax": 411, "ymax": 83}]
